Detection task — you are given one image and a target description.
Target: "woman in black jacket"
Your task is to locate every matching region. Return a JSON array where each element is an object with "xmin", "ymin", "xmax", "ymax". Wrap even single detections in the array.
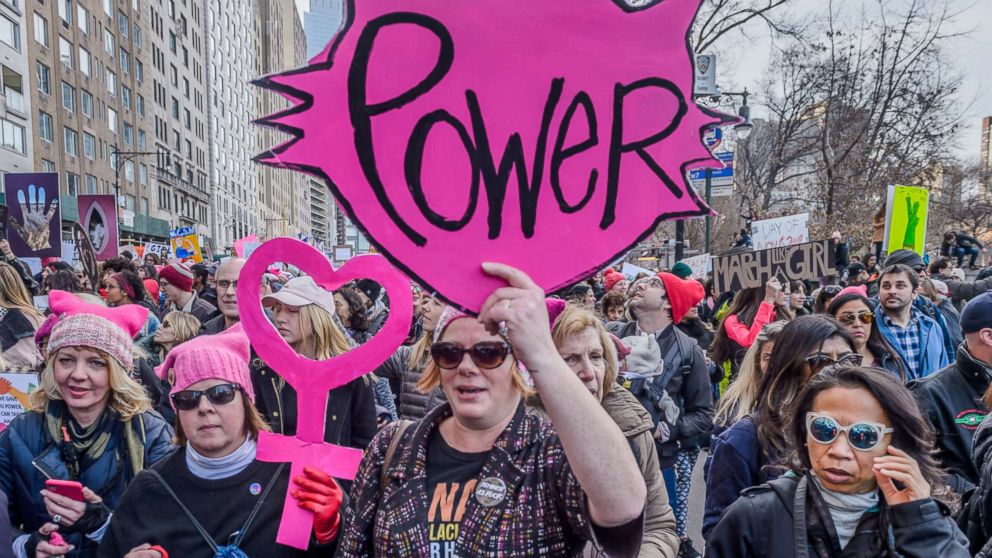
[
  {"xmin": 707, "ymin": 366, "xmax": 967, "ymax": 557},
  {"xmin": 827, "ymin": 292, "xmax": 904, "ymax": 379}
]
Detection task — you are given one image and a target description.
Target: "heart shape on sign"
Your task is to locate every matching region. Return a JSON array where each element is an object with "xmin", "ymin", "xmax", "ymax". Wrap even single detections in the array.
[{"xmin": 252, "ymin": 0, "xmax": 735, "ymax": 313}]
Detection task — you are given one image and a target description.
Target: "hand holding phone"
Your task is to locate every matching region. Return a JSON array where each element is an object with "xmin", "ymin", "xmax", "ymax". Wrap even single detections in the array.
[{"xmin": 45, "ymin": 479, "xmax": 85, "ymax": 502}]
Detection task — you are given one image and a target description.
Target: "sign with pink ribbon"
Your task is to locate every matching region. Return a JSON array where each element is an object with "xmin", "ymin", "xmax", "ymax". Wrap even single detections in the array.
[
  {"xmin": 237, "ymin": 238, "xmax": 412, "ymax": 548},
  {"xmin": 254, "ymin": 0, "xmax": 733, "ymax": 313}
]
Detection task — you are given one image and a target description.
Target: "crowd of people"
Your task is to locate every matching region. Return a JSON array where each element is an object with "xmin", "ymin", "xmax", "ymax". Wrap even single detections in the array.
[{"xmin": 0, "ymin": 232, "xmax": 992, "ymax": 556}]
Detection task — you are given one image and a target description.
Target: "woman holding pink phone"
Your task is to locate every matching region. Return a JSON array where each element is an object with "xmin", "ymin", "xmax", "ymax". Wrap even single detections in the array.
[{"xmin": 0, "ymin": 292, "xmax": 174, "ymax": 558}]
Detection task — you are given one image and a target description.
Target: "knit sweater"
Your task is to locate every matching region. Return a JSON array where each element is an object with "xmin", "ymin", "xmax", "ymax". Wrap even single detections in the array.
[{"xmin": 97, "ymin": 449, "xmax": 326, "ymax": 557}]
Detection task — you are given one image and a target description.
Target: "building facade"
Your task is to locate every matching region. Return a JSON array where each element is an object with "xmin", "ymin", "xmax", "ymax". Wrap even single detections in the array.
[
  {"xmin": 0, "ymin": 0, "xmax": 33, "ymax": 181},
  {"xmin": 303, "ymin": 0, "xmax": 343, "ymax": 60}
]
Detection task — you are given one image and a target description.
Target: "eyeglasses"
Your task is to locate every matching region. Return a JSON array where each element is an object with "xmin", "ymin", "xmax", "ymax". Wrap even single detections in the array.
[
  {"xmin": 430, "ymin": 341, "xmax": 511, "ymax": 370},
  {"xmin": 217, "ymin": 280, "xmax": 238, "ymax": 290},
  {"xmin": 171, "ymin": 383, "xmax": 241, "ymax": 411},
  {"xmin": 805, "ymin": 352, "xmax": 863, "ymax": 372},
  {"xmin": 631, "ymin": 277, "xmax": 664, "ymax": 292},
  {"xmin": 806, "ymin": 412, "xmax": 893, "ymax": 451},
  {"xmin": 837, "ymin": 312, "xmax": 874, "ymax": 326}
]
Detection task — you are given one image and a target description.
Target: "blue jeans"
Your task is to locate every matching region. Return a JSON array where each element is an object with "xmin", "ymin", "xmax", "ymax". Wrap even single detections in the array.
[
  {"xmin": 954, "ymin": 246, "xmax": 980, "ymax": 267},
  {"xmin": 662, "ymin": 466, "xmax": 680, "ymax": 529}
]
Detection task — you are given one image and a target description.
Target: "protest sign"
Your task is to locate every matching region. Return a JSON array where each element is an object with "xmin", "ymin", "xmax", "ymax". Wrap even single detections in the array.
[
  {"xmin": 883, "ymin": 185, "xmax": 929, "ymax": 255},
  {"xmin": 0, "ymin": 372, "xmax": 36, "ymax": 428},
  {"xmin": 61, "ymin": 240, "xmax": 80, "ymax": 268},
  {"xmin": 33, "ymin": 296, "xmax": 49, "ymax": 312},
  {"xmin": 77, "ymin": 195, "xmax": 119, "ymax": 260},
  {"xmin": 254, "ymin": 0, "xmax": 734, "ymax": 312},
  {"xmin": 4, "ymin": 173, "xmax": 61, "ymax": 258},
  {"xmin": 681, "ymin": 254, "xmax": 711, "ymax": 279},
  {"xmin": 143, "ymin": 242, "xmax": 170, "ymax": 260},
  {"xmin": 233, "ymin": 234, "xmax": 259, "ymax": 258},
  {"xmin": 712, "ymin": 240, "xmax": 836, "ymax": 293},
  {"xmin": 621, "ymin": 262, "xmax": 653, "ymax": 281},
  {"xmin": 750, "ymin": 213, "xmax": 810, "ymax": 251},
  {"xmin": 20, "ymin": 258, "xmax": 41, "ymax": 276},
  {"xmin": 169, "ymin": 227, "xmax": 202, "ymax": 262},
  {"xmin": 238, "ymin": 238, "xmax": 412, "ymax": 548},
  {"xmin": 0, "ymin": 205, "xmax": 7, "ymax": 241},
  {"xmin": 333, "ymin": 245, "xmax": 353, "ymax": 262},
  {"xmin": 72, "ymin": 223, "xmax": 100, "ymax": 290}
]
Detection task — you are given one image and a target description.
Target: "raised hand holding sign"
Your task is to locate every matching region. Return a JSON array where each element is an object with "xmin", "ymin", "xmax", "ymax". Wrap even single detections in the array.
[{"xmin": 236, "ymin": 238, "xmax": 412, "ymax": 548}]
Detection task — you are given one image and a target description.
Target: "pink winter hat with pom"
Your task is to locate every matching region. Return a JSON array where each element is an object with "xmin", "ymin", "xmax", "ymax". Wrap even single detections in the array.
[
  {"xmin": 156, "ymin": 323, "xmax": 254, "ymax": 402},
  {"xmin": 46, "ymin": 290, "xmax": 149, "ymax": 371}
]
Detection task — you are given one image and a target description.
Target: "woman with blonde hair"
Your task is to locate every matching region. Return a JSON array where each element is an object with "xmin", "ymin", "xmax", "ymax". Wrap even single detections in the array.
[
  {"xmin": 712, "ymin": 321, "xmax": 787, "ymax": 430},
  {"xmin": 375, "ymin": 293, "xmax": 446, "ymax": 420},
  {"xmin": 140, "ymin": 311, "xmax": 201, "ymax": 367},
  {"xmin": 251, "ymin": 276, "xmax": 377, "ymax": 449},
  {"xmin": 0, "ymin": 262, "xmax": 45, "ymax": 371},
  {"xmin": 0, "ymin": 291, "xmax": 174, "ymax": 558}
]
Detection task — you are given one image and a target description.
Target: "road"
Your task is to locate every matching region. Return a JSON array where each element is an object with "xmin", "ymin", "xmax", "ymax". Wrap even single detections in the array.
[{"xmin": 686, "ymin": 448, "xmax": 707, "ymax": 551}]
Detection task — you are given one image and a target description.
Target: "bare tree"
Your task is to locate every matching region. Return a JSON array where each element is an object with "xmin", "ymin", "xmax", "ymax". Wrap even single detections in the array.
[{"xmin": 692, "ymin": 0, "xmax": 800, "ymax": 54}]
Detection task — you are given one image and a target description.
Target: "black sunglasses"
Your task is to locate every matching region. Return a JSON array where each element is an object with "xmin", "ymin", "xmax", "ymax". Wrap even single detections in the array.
[
  {"xmin": 430, "ymin": 341, "xmax": 511, "ymax": 370},
  {"xmin": 171, "ymin": 383, "xmax": 241, "ymax": 411},
  {"xmin": 805, "ymin": 353, "xmax": 863, "ymax": 372}
]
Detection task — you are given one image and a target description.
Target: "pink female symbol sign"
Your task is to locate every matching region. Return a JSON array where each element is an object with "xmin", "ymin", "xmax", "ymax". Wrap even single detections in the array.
[{"xmin": 237, "ymin": 238, "xmax": 412, "ymax": 548}]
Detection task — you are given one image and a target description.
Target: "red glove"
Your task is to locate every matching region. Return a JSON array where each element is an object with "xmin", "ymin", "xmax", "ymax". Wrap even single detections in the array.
[{"xmin": 291, "ymin": 466, "xmax": 343, "ymax": 544}]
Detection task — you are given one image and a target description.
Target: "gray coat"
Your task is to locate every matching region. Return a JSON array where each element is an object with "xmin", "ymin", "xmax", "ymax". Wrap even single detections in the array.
[{"xmin": 374, "ymin": 345, "xmax": 445, "ymax": 421}]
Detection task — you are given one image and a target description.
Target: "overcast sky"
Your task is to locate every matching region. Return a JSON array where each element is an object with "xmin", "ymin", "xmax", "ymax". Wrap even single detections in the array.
[{"xmin": 293, "ymin": 0, "xmax": 991, "ymax": 160}]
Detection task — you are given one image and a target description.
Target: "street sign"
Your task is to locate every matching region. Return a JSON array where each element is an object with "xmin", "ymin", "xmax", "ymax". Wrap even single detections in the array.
[
  {"xmin": 694, "ymin": 54, "xmax": 718, "ymax": 96},
  {"xmin": 703, "ymin": 127, "xmax": 722, "ymax": 150},
  {"xmin": 688, "ymin": 151, "xmax": 734, "ymax": 197}
]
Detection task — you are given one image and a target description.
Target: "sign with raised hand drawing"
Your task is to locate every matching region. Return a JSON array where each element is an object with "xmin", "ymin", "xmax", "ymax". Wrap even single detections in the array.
[
  {"xmin": 253, "ymin": 0, "xmax": 735, "ymax": 313},
  {"xmin": 237, "ymin": 238, "xmax": 412, "ymax": 548},
  {"xmin": 883, "ymin": 185, "xmax": 929, "ymax": 256},
  {"xmin": 4, "ymin": 173, "xmax": 61, "ymax": 258}
]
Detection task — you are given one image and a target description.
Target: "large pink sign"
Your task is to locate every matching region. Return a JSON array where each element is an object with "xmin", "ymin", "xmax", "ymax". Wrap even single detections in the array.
[{"xmin": 255, "ymin": 0, "xmax": 730, "ymax": 312}]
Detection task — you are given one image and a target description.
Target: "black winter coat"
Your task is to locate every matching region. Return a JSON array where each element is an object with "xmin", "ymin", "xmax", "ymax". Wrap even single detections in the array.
[
  {"xmin": 609, "ymin": 322, "xmax": 713, "ymax": 467},
  {"xmin": 373, "ymin": 345, "xmax": 445, "ymax": 421},
  {"xmin": 250, "ymin": 355, "xmax": 378, "ymax": 451},
  {"xmin": 707, "ymin": 475, "xmax": 969, "ymax": 558},
  {"xmin": 961, "ymin": 413, "xmax": 992, "ymax": 553},
  {"xmin": 911, "ymin": 345, "xmax": 992, "ymax": 495}
]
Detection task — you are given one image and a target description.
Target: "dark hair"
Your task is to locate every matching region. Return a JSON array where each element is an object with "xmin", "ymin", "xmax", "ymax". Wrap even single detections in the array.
[
  {"xmin": 826, "ymin": 293, "xmax": 904, "ymax": 379},
  {"xmin": 709, "ymin": 286, "xmax": 766, "ymax": 364},
  {"xmin": 45, "ymin": 270, "xmax": 83, "ymax": 293},
  {"xmin": 190, "ymin": 264, "xmax": 209, "ymax": 283},
  {"xmin": 336, "ymin": 287, "xmax": 369, "ymax": 332},
  {"xmin": 789, "ymin": 280, "xmax": 807, "ymax": 295},
  {"xmin": 143, "ymin": 252, "xmax": 161, "ymax": 265},
  {"xmin": 813, "ymin": 285, "xmax": 842, "ymax": 313},
  {"xmin": 140, "ymin": 264, "xmax": 159, "ymax": 280},
  {"xmin": 755, "ymin": 315, "xmax": 856, "ymax": 465},
  {"xmin": 102, "ymin": 257, "xmax": 135, "ymax": 274},
  {"xmin": 878, "ymin": 263, "xmax": 920, "ymax": 291},
  {"xmin": 601, "ymin": 292, "xmax": 625, "ymax": 317},
  {"xmin": 928, "ymin": 257, "xmax": 953, "ymax": 276},
  {"xmin": 46, "ymin": 261, "xmax": 74, "ymax": 273},
  {"xmin": 116, "ymin": 269, "xmax": 148, "ymax": 303},
  {"xmin": 564, "ymin": 283, "xmax": 592, "ymax": 302},
  {"xmin": 787, "ymin": 366, "xmax": 957, "ymax": 512},
  {"xmin": 121, "ymin": 250, "xmax": 134, "ymax": 261}
]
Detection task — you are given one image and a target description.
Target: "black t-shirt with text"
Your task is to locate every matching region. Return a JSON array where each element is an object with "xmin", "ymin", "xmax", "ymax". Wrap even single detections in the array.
[{"xmin": 425, "ymin": 432, "xmax": 489, "ymax": 558}]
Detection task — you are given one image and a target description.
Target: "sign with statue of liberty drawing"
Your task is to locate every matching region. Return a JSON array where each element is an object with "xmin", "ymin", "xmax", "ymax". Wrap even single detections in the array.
[{"xmin": 883, "ymin": 185, "xmax": 929, "ymax": 256}]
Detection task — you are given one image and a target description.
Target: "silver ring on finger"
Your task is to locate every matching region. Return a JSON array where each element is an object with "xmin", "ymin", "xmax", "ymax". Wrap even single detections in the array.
[{"xmin": 52, "ymin": 513, "xmax": 62, "ymax": 525}]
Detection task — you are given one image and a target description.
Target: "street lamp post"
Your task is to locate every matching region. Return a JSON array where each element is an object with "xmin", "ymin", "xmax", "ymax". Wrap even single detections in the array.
[{"xmin": 111, "ymin": 146, "xmax": 169, "ymax": 241}]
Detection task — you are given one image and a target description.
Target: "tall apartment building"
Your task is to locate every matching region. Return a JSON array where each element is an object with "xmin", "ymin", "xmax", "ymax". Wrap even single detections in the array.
[
  {"xmin": 255, "ymin": 0, "xmax": 309, "ymax": 241},
  {"xmin": 205, "ymin": 0, "xmax": 257, "ymax": 250},
  {"xmin": 308, "ymin": 175, "xmax": 334, "ymax": 243},
  {"xmin": 144, "ymin": 0, "xmax": 211, "ymax": 241},
  {"xmin": 303, "ymin": 0, "xmax": 343, "ymax": 60},
  {"xmin": 0, "ymin": 0, "xmax": 33, "ymax": 180}
]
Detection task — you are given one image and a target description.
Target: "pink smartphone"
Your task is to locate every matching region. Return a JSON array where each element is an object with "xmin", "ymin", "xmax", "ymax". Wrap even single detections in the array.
[
  {"xmin": 45, "ymin": 479, "xmax": 84, "ymax": 502},
  {"xmin": 49, "ymin": 532, "xmax": 66, "ymax": 546}
]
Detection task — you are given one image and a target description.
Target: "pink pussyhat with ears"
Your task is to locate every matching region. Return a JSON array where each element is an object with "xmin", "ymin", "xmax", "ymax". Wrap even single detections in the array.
[
  {"xmin": 155, "ymin": 323, "xmax": 255, "ymax": 402},
  {"xmin": 46, "ymin": 290, "xmax": 149, "ymax": 371},
  {"xmin": 836, "ymin": 285, "xmax": 868, "ymax": 299}
]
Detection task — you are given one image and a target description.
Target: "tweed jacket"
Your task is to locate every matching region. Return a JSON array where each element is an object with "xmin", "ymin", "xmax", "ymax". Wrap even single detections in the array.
[{"xmin": 335, "ymin": 401, "xmax": 643, "ymax": 557}]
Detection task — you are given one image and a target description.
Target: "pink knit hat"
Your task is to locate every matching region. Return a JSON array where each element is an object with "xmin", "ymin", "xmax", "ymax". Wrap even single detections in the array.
[
  {"xmin": 46, "ymin": 291, "xmax": 149, "ymax": 371},
  {"xmin": 433, "ymin": 298, "xmax": 570, "ymax": 343},
  {"xmin": 836, "ymin": 285, "xmax": 868, "ymax": 299},
  {"xmin": 159, "ymin": 262, "xmax": 194, "ymax": 292},
  {"xmin": 34, "ymin": 314, "xmax": 60, "ymax": 350},
  {"xmin": 155, "ymin": 324, "xmax": 254, "ymax": 403}
]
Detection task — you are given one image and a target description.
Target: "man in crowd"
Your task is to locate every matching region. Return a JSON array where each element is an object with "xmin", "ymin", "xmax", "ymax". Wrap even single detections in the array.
[
  {"xmin": 874, "ymin": 263, "xmax": 949, "ymax": 380},
  {"xmin": 913, "ymin": 291, "xmax": 992, "ymax": 495},
  {"xmin": 200, "ymin": 258, "xmax": 246, "ymax": 335},
  {"xmin": 832, "ymin": 230, "xmax": 850, "ymax": 279},
  {"xmin": 942, "ymin": 230, "xmax": 985, "ymax": 269},
  {"xmin": 190, "ymin": 263, "xmax": 218, "ymax": 308},
  {"xmin": 159, "ymin": 262, "xmax": 218, "ymax": 324},
  {"xmin": 608, "ymin": 272, "xmax": 712, "ymax": 558},
  {"xmin": 930, "ymin": 257, "xmax": 992, "ymax": 307},
  {"xmin": 355, "ymin": 278, "xmax": 389, "ymax": 336}
]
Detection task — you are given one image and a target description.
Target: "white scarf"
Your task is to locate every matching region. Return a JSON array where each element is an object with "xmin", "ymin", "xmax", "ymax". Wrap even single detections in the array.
[
  {"xmin": 186, "ymin": 436, "xmax": 257, "ymax": 480},
  {"xmin": 810, "ymin": 473, "xmax": 880, "ymax": 549}
]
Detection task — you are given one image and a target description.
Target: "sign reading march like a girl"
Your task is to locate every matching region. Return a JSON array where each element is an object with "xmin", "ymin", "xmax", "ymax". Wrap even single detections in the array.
[{"xmin": 254, "ymin": 0, "xmax": 734, "ymax": 312}]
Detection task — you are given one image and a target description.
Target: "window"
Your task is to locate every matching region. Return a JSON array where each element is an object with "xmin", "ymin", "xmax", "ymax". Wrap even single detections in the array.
[
  {"xmin": 36, "ymin": 62, "xmax": 51, "ymax": 94},
  {"xmin": 123, "ymin": 123, "xmax": 132, "ymax": 145},
  {"xmin": 171, "ymin": 97, "xmax": 178, "ymax": 119},
  {"xmin": 103, "ymin": 28, "xmax": 114, "ymax": 55},
  {"xmin": 134, "ymin": 25, "xmax": 141, "ymax": 48},
  {"xmin": 119, "ymin": 48, "xmax": 129, "ymax": 74},
  {"xmin": 107, "ymin": 107, "xmax": 117, "ymax": 133},
  {"xmin": 106, "ymin": 69, "xmax": 116, "ymax": 94},
  {"xmin": 103, "ymin": 0, "xmax": 112, "ymax": 17},
  {"xmin": 77, "ymin": 5, "xmax": 89, "ymax": 34},
  {"xmin": 136, "ymin": 94, "xmax": 144, "ymax": 116},
  {"xmin": 125, "ymin": 194, "xmax": 135, "ymax": 211},
  {"xmin": 83, "ymin": 132, "xmax": 95, "ymax": 159},
  {"xmin": 168, "ymin": 31, "xmax": 176, "ymax": 53},
  {"xmin": 0, "ymin": 15, "xmax": 19, "ymax": 50},
  {"xmin": 139, "ymin": 164, "xmax": 148, "ymax": 186},
  {"xmin": 118, "ymin": 11, "xmax": 128, "ymax": 37},
  {"xmin": 33, "ymin": 13, "xmax": 49, "ymax": 47},
  {"xmin": 2, "ymin": 66, "xmax": 24, "ymax": 113},
  {"xmin": 79, "ymin": 47, "xmax": 90, "ymax": 76},
  {"xmin": 61, "ymin": 81, "xmax": 75, "ymax": 112},
  {"xmin": 121, "ymin": 86, "xmax": 131, "ymax": 109},
  {"xmin": 59, "ymin": 1, "xmax": 73, "ymax": 25},
  {"xmin": 124, "ymin": 161, "xmax": 134, "ymax": 182},
  {"xmin": 137, "ymin": 129, "xmax": 146, "ymax": 149},
  {"xmin": 170, "ymin": 64, "xmax": 177, "ymax": 87},
  {"xmin": 66, "ymin": 173, "xmax": 79, "ymax": 196},
  {"xmin": 41, "ymin": 159, "xmax": 56, "ymax": 173},
  {"xmin": 59, "ymin": 36, "xmax": 73, "ymax": 68},
  {"xmin": 141, "ymin": 197, "xmax": 149, "ymax": 215},
  {"xmin": 63, "ymin": 126, "xmax": 78, "ymax": 156},
  {"xmin": 38, "ymin": 111, "xmax": 54, "ymax": 141},
  {"xmin": 135, "ymin": 60, "xmax": 143, "ymax": 83},
  {"xmin": 80, "ymin": 89, "xmax": 93, "ymax": 117},
  {"xmin": 85, "ymin": 174, "xmax": 97, "ymax": 194}
]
